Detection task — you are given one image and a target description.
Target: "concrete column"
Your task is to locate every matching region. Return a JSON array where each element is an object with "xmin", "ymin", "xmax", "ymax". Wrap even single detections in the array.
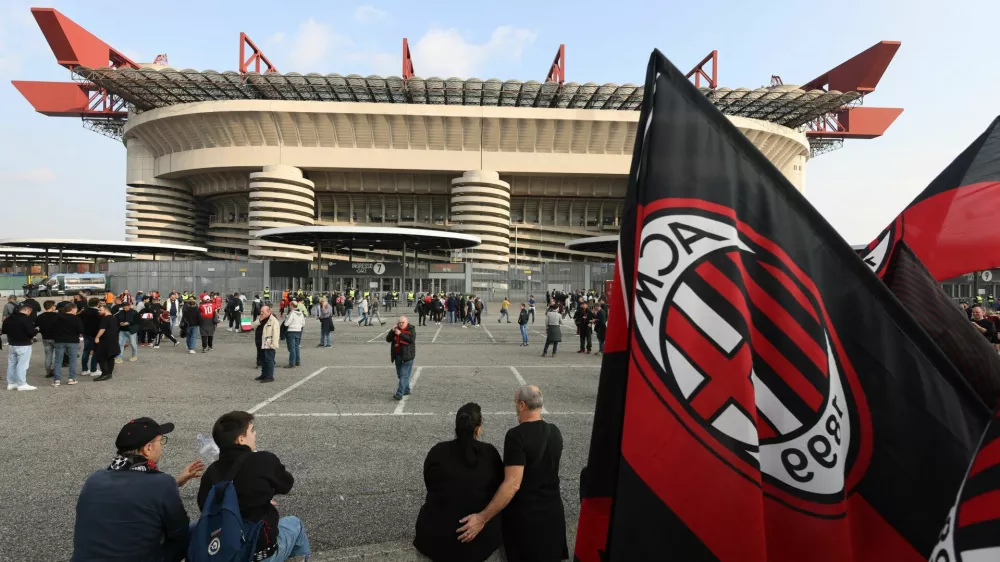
[
  {"xmin": 247, "ymin": 165, "xmax": 315, "ymax": 261},
  {"xmin": 450, "ymin": 171, "xmax": 511, "ymax": 267},
  {"xmin": 125, "ymin": 138, "xmax": 197, "ymax": 245}
]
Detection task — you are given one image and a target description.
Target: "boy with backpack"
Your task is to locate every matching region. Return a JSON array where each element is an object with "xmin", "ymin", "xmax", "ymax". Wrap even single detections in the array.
[{"xmin": 194, "ymin": 411, "xmax": 310, "ymax": 562}]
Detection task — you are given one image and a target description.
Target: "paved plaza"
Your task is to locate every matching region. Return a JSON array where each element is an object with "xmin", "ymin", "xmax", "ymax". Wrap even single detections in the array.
[{"xmin": 0, "ymin": 309, "xmax": 600, "ymax": 561}]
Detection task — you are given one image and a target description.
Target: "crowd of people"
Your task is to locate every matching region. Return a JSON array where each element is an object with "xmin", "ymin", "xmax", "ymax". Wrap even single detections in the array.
[{"xmin": 68, "ymin": 382, "xmax": 565, "ymax": 562}]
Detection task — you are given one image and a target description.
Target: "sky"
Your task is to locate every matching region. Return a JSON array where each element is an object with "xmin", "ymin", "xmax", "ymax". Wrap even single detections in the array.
[{"xmin": 1, "ymin": 0, "xmax": 999, "ymax": 245}]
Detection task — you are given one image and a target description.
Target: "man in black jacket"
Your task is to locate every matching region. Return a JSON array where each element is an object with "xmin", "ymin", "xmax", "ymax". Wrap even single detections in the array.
[
  {"xmin": 79, "ymin": 297, "xmax": 103, "ymax": 377},
  {"xmin": 386, "ymin": 315, "xmax": 416, "ymax": 400},
  {"xmin": 3, "ymin": 303, "xmax": 37, "ymax": 390},
  {"xmin": 36, "ymin": 300, "xmax": 59, "ymax": 378},
  {"xmin": 52, "ymin": 302, "xmax": 84, "ymax": 386},
  {"xmin": 197, "ymin": 411, "xmax": 309, "ymax": 562},
  {"xmin": 115, "ymin": 302, "xmax": 140, "ymax": 363},
  {"xmin": 593, "ymin": 303, "xmax": 607, "ymax": 356},
  {"xmin": 574, "ymin": 301, "xmax": 594, "ymax": 354}
]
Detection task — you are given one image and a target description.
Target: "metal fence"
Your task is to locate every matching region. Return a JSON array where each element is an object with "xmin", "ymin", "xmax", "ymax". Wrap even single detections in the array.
[
  {"xmin": 474, "ymin": 261, "xmax": 614, "ymax": 302},
  {"xmin": 107, "ymin": 260, "xmax": 266, "ymax": 296}
]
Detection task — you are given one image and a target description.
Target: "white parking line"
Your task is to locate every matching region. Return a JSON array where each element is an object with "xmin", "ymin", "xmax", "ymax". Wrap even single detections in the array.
[
  {"xmin": 480, "ymin": 324, "xmax": 497, "ymax": 344},
  {"xmin": 510, "ymin": 366, "xmax": 548, "ymax": 414},
  {"xmin": 432, "ymin": 324, "xmax": 443, "ymax": 343},
  {"xmin": 248, "ymin": 366, "xmax": 329, "ymax": 414},
  {"xmin": 255, "ymin": 411, "xmax": 595, "ymax": 418},
  {"xmin": 367, "ymin": 327, "xmax": 392, "ymax": 343},
  {"xmin": 393, "ymin": 366, "xmax": 423, "ymax": 415}
]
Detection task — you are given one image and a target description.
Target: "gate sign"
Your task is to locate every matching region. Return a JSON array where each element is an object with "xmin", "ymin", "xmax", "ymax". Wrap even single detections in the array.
[
  {"xmin": 327, "ymin": 261, "xmax": 404, "ymax": 276},
  {"xmin": 983, "ymin": 271, "xmax": 993, "ymax": 282}
]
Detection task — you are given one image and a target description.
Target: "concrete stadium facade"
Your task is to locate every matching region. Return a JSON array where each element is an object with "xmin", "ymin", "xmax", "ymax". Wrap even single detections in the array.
[{"xmin": 123, "ymin": 99, "xmax": 809, "ymax": 264}]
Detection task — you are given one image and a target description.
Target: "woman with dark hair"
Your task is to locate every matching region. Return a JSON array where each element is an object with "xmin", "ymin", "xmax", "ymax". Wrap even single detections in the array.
[
  {"xmin": 414, "ymin": 403, "xmax": 505, "ymax": 562},
  {"xmin": 93, "ymin": 305, "xmax": 120, "ymax": 382}
]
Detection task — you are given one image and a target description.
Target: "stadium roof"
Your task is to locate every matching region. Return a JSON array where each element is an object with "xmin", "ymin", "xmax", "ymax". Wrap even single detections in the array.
[
  {"xmin": 565, "ymin": 235, "xmax": 618, "ymax": 254},
  {"xmin": 73, "ymin": 67, "xmax": 862, "ymax": 129},
  {"xmin": 0, "ymin": 239, "xmax": 207, "ymax": 256}
]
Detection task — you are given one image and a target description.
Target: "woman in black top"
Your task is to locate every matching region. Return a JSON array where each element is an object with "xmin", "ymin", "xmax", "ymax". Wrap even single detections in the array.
[
  {"xmin": 93, "ymin": 305, "xmax": 120, "ymax": 382},
  {"xmin": 414, "ymin": 403, "xmax": 505, "ymax": 562}
]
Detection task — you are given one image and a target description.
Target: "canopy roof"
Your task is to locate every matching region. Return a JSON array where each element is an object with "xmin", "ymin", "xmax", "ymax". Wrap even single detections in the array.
[
  {"xmin": 74, "ymin": 67, "xmax": 861, "ymax": 129},
  {"xmin": 565, "ymin": 235, "xmax": 618, "ymax": 254},
  {"xmin": 254, "ymin": 226, "xmax": 480, "ymax": 251},
  {"xmin": 0, "ymin": 239, "xmax": 207, "ymax": 256}
]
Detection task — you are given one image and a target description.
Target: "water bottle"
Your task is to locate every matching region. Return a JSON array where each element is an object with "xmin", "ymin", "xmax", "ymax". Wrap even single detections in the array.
[{"xmin": 195, "ymin": 433, "xmax": 219, "ymax": 462}]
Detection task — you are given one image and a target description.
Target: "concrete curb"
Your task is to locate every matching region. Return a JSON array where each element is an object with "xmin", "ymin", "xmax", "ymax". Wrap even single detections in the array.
[{"xmin": 305, "ymin": 540, "xmax": 418, "ymax": 561}]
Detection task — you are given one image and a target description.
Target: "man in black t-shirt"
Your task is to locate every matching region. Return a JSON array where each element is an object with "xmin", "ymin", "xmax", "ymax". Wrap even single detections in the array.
[
  {"xmin": 457, "ymin": 384, "xmax": 568, "ymax": 562},
  {"xmin": 971, "ymin": 306, "xmax": 996, "ymax": 342}
]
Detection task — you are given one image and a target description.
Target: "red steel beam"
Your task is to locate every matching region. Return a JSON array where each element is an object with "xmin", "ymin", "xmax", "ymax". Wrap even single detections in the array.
[
  {"xmin": 30, "ymin": 7, "xmax": 138, "ymax": 69},
  {"xmin": 402, "ymin": 38, "xmax": 415, "ymax": 79},
  {"xmin": 12, "ymin": 80, "xmax": 126, "ymax": 118},
  {"xmin": 802, "ymin": 41, "xmax": 900, "ymax": 93},
  {"xmin": 240, "ymin": 32, "xmax": 278, "ymax": 74},
  {"xmin": 806, "ymin": 107, "xmax": 903, "ymax": 139},
  {"xmin": 685, "ymin": 50, "xmax": 718, "ymax": 89},
  {"xmin": 545, "ymin": 44, "xmax": 565, "ymax": 84}
]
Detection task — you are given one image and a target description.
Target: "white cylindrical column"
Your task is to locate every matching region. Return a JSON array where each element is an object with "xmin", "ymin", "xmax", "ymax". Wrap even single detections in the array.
[
  {"xmin": 247, "ymin": 165, "xmax": 315, "ymax": 260},
  {"xmin": 125, "ymin": 137, "xmax": 197, "ymax": 245},
  {"xmin": 450, "ymin": 171, "xmax": 511, "ymax": 264}
]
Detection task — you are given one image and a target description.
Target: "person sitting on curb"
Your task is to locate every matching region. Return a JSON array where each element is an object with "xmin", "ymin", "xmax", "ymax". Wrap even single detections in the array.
[
  {"xmin": 72, "ymin": 417, "xmax": 204, "ymax": 562},
  {"xmin": 197, "ymin": 411, "xmax": 310, "ymax": 562}
]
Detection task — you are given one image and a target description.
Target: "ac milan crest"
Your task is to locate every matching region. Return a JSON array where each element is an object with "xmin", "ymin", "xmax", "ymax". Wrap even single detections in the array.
[{"xmin": 632, "ymin": 201, "xmax": 871, "ymax": 513}]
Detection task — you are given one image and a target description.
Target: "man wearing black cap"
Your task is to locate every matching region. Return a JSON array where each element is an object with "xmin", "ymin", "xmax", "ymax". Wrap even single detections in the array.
[{"xmin": 72, "ymin": 418, "xmax": 205, "ymax": 562}]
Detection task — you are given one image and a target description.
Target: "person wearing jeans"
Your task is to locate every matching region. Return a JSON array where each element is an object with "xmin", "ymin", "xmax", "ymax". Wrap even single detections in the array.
[
  {"xmin": 3, "ymin": 304, "xmax": 37, "ymax": 390},
  {"xmin": 114, "ymin": 302, "xmax": 139, "ymax": 363},
  {"xmin": 541, "ymin": 306, "xmax": 563, "ymax": 358},
  {"xmin": 52, "ymin": 302, "xmax": 84, "ymax": 386},
  {"xmin": 282, "ymin": 305, "xmax": 305, "ymax": 368},
  {"xmin": 35, "ymin": 301, "xmax": 59, "ymax": 378},
  {"xmin": 317, "ymin": 297, "xmax": 333, "ymax": 347},
  {"xmin": 517, "ymin": 304, "xmax": 530, "ymax": 346},
  {"xmin": 253, "ymin": 305, "xmax": 280, "ymax": 382},
  {"xmin": 386, "ymin": 315, "xmax": 416, "ymax": 400}
]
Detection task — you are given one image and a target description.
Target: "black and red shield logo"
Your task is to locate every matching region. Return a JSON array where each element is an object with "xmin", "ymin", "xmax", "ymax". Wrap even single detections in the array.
[{"xmin": 631, "ymin": 199, "xmax": 872, "ymax": 516}]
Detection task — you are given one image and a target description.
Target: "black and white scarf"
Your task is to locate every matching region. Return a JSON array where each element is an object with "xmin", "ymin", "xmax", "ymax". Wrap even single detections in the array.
[{"xmin": 107, "ymin": 453, "xmax": 160, "ymax": 473}]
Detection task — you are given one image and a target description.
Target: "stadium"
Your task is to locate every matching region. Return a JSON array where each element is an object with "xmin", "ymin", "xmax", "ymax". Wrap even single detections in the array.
[{"xmin": 13, "ymin": 8, "xmax": 902, "ymax": 285}]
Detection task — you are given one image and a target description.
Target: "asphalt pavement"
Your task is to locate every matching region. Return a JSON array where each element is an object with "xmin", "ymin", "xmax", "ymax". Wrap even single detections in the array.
[{"xmin": 0, "ymin": 308, "xmax": 600, "ymax": 561}]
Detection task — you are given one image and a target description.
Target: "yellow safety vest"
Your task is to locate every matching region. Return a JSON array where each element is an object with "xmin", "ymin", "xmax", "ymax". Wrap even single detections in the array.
[
  {"xmin": 263, "ymin": 289, "xmax": 270, "ymax": 299},
  {"xmin": 364, "ymin": 290, "xmax": 370, "ymax": 299},
  {"xmin": 408, "ymin": 292, "xmax": 414, "ymax": 301}
]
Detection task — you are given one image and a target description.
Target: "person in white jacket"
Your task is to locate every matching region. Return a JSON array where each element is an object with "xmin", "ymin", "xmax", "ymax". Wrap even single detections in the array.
[
  {"xmin": 357, "ymin": 297, "xmax": 369, "ymax": 327},
  {"xmin": 282, "ymin": 306, "xmax": 305, "ymax": 368}
]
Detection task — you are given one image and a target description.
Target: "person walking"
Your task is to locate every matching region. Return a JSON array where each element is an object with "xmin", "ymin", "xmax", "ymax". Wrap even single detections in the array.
[
  {"xmin": 115, "ymin": 301, "xmax": 139, "ymax": 363},
  {"xmin": 251, "ymin": 294, "xmax": 263, "ymax": 323},
  {"xmin": 541, "ymin": 305, "xmax": 563, "ymax": 358},
  {"xmin": 251, "ymin": 305, "xmax": 280, "ymax": 382},
  {"xmin": 498, "ymin": 298, "xmax": 511, "ymax": 323},
  {"xmin": 2, "ymin": 303, "xmax": 37, "ymax": 391},
  {"xmin": 386, "ymin": 315, "xmax": 416, "ymax": 400},
  {"xmin": 357, "ymin": 296, "xmax": 369, "ymax": 327},
  {"xmin": 52, "ymin": 302, "xmax": 84, "ymax": 387},
  {"xmin": 166, "ymin": 293, "xmax": 181, "ymax": 332},
  {"xmin": 93, "ymin": 305, "xmax": 121, "ymax": 382},
  {"xmin": 282, "ymin": 302, "xmax": 305, "ymax": 368},
  {"xmin": 368, "ymin": 296, "xmax": 386, "ymax": 326},
  {"xmin": 226, "ymin": 292, "xmax": 243, "ymax": 332},
  {"xmin": 344, "ymin": 295, "xmax": 354, "ymax": 322},
  {"xmin": 457, "ymin": 385, "xmax": 568, "ymax": 562},
  {"xmin": 317, "ymin": 296, "xmax": 334, "ymax": 347},
  {"xmin": 528, "ymin": 295, "xmax": 536, "ymax": 324},
  {"xmin": 155, "ymin": 307, "xmax": 179, "ymax": 348},
  {"xmin": 517, "ymin": 303, "xmax": 530, "ymax": 347},
  {"xmin": 414, "ymin": 403, "xmax": 505, "ymax": 562}
]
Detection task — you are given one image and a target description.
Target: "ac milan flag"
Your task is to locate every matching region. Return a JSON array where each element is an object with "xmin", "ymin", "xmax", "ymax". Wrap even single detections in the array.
[
  {"xmin": 575, "ymin": 51, "xmax": 990, "ymax": 562},
  {"xmin": 862, "ymin": 116, "xmax": 1000, "ymax": 283},
  {"xmin": 861, "ymin": 119, "xmax": 1000, "ymax": 408},
  {"xmin": 931, "ymin": 409, "xmax": 1000, "ymax": 562}
]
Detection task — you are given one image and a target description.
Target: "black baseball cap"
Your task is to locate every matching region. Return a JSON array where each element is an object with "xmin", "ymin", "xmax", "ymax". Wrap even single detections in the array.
[{"xmin": 115, "ymin": 417, "xmax": 174, "ymax": 451}]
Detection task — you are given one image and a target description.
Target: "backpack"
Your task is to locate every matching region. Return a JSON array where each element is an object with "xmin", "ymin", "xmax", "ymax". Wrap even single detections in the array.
[{"xmin": 188, "ymin": 454, "xmax": 262, "ymax": 562}]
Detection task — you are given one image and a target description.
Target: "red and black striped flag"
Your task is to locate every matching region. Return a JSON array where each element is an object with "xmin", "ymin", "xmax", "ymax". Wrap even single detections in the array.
[
  {"xmin": 860, "ymin": 119, "xmax": 1000, "ymax": 408},
  {"xmin": 575, "ymin": 50, "xmax": 991, "ymax": 562},
  {"xmin": 862, "ymin": 117, "xmax": 1000, "ymax": 283},
  {"xmin": 931, "ymin": 409, "xmax": 1000, "ymax": 562}
]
